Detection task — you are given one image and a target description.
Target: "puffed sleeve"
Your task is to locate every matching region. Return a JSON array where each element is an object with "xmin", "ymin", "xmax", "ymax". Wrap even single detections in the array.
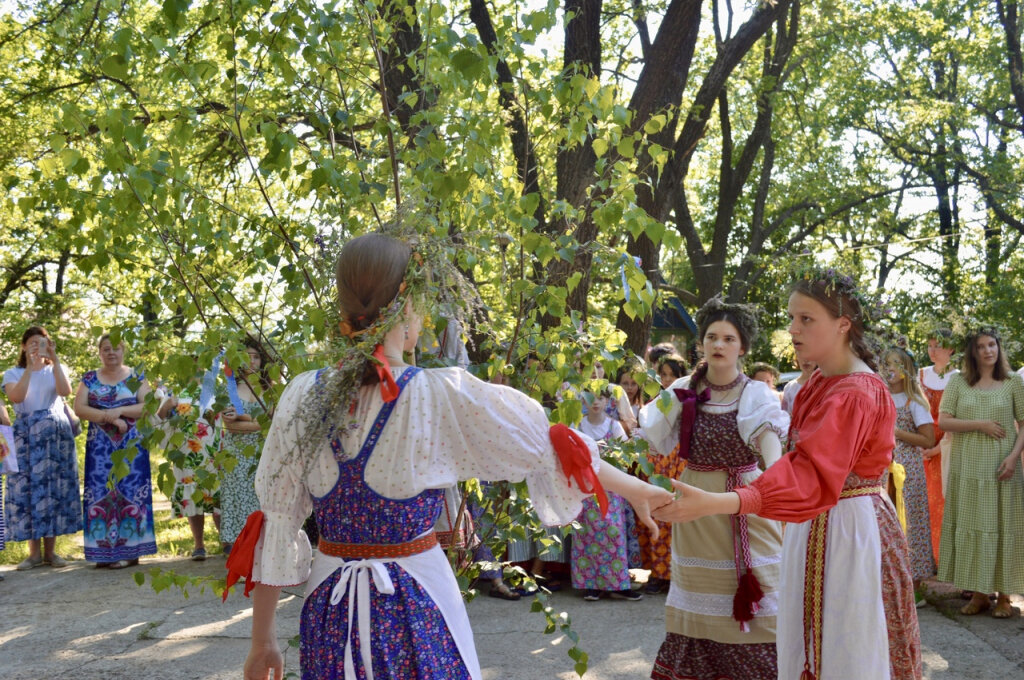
[
  {"xmin": 1011, "ymin": 373, "xmax": 1024, "ymax": 421},
  {"xmin": 251, "ymin": 372, "xmax": 314, "ymax": 587},
  {"xmin": 363, "ymin": 368, "xmax": 601, "ymax": 526},
  {"xmin": 734, "ymin": 382, "xmax": 894, "ymax": 523},
  {"xmin": 737, "ymin": 381, "xmax": 790, "ymax": 465},
  {"xmin": 612, "ymin": 386, "xmax": 638, "ymax": 432},
  {"xmin": 938, "ymin": 373, "xmax": 962, "ymax": 416},
  {"xmin": 637, "ymin": 376, "xmax": 689, "ymax": 456}
]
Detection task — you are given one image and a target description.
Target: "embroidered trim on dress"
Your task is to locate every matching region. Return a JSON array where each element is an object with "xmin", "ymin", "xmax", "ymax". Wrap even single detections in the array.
[
  {"xmin": 666, "ymin": 586, "xmax": 780, "ymax": 618},
  {"xmin": 801, "ymin": 484, "xmax": 884, "ymax": 680},
  {"xmin": 673, "ymin": 553, "xmax": 782, "ymax": 570}
]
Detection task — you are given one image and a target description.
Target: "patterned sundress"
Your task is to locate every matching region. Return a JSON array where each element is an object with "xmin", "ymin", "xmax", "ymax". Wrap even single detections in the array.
[
  {"xmin": 82, "ymin": 370, "xmax": 157, "ymax": 562},
  {"xmin": 166, "ymin": 409, "xmax": 220, "ymax": 519},
  {"xmin": 301, "ymin": 367, "xmax": 471, "ymax": 679},
  {"xmin": 3, "ymin": 366, "xmax": 81, "ymax": 543},
  {"xmin": 890, "ymin": 399, "xmax": 935, "ymax": 580},
  {"xmin": 219, "ymin": 399, "xmax": 266, "ymax": 544},
  {"xmin": 938, "ymin": 373, "xmax": 1024, "ymax": 594},
  {"xmin": 570, "ymin": 417, "xmax": 631, "ymax": 592},
  {"xmin": 652, "ymin": 382, "xmax": 781, "ymax": 680},
  {"xmin": 636, "ymin": 441, "xmax": 686, "ymax": 582}
]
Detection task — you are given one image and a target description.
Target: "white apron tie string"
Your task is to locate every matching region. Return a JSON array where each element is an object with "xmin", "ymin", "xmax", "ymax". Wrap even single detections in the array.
[{"xmin": 328, "ymin": 558, "xmax": 396, "ymax": 680}]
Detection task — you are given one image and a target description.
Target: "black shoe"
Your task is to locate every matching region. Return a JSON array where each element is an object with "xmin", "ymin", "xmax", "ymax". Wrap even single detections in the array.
[
  {"xmin": 609, "ymin": 589, "xmax": 643, "ymax": 601},
  {"xmin": 583, "ymin": 589, "xmax": 601, "ymax": 601},
  {"xmin": 644, "ymin": 577, "xmax": 667, "ymax": 594}
]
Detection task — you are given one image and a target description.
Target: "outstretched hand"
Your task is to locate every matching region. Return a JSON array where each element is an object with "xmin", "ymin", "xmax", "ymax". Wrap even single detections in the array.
[
  {"xmin": 626, "ymin": 482, "xmax": 674, "ymax": 537},
  {"xmin": 651, "ymin": 480, "xmax": 713, "ymax": 524}
]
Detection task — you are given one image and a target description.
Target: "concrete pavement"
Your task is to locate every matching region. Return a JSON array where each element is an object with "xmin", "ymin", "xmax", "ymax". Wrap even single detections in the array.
[{"xmin": 0, "ymin": 556, "xmax": 1021, "ymax": 679}]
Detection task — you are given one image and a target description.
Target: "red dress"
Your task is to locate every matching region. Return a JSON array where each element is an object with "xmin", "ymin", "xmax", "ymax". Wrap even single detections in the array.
[
  {"xmin": 636, "ymin": 442, "xmax": 686, "ymax": 582},
  {"xmin": 736, "ymin": 371, "xmax": 922, "ymax": 680},
  {"xmin": 918, "ymin": 367, "xmax": 948, "ymax": 564}
]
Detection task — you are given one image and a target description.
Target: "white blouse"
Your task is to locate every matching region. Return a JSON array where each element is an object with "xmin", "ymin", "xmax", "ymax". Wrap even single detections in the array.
[
  {"xmin": 2, "ymin": 365, "xmax": 62, "ymax": 416},
  {"xmin": 891, "ymin": 392, "xmax": 934, "ymax": 428},
  {"xmin": 252, "ymin": 366, "xmax": 601, "ymax": 587},
  {"xmin": 920, "ymin": 365, "xmax": 957, "ymax": 391},
  {"xmin": 638, "ymin": 376, "xmax": 790, "ymax": 465}
]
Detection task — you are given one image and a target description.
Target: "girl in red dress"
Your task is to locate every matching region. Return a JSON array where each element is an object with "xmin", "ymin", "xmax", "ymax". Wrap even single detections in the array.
[
  {"xmin": 653, "ymin": 271, "xmax": 922, "ymax": 680},
  {"xmin": 919, "ymin": 330, "xmax": 957, "ymax": 563}
]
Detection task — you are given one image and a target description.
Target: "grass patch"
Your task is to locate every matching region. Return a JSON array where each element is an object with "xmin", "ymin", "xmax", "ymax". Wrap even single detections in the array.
[{"xmin": 0, "ymin": 488, "xmax": 224, "ymax": 565}]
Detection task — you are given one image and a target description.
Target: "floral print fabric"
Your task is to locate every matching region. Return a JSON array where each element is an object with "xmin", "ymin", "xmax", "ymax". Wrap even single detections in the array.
[
  {"xmin": 5, "ymin": 408, "xmax": 81, "ymax": 541},
  {"xmin": 81, "ymin": 370, "xmax": 157, "ymax": 562}
]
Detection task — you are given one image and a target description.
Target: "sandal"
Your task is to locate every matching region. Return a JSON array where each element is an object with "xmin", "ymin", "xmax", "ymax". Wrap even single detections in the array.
[
  {"xmin": 45, "ymin": 555, "xmax": 69, "ymax": 568},
  {"xmin": 108, "ymin": 559, "xmax": 139, "ymax": 570},
  {"xmin": 16, "ymin": 556, "xmax": 43, "ymax": 571},
  {"xmin": 531, "ymin": 574, "xmax": 564, "ymax": 592},
  {"xmin": 487, "ymin": 583, "xmax": 521, "ymax": 601},
  {"xmin": 960, "ymin": 595, "xmax": 991, "ymax": 615},
  {"xmin": 992, "ymin": 598, "xmax": 1014, "ymax": 619}
]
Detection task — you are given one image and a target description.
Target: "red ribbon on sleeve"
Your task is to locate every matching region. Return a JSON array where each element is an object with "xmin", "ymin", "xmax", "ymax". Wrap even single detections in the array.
[
  {"xmin": 674, "ymin": 387, "xmax": 710, "ymax": 460},
  {"xmin": 372, "ymin": 344, "xmax": 401, "ymax": 403},
  {"xmin": 223, "ymin": 510, "xmax": 265, "ymax": 602},
  {"xmin": 549, "ymin": 423, "xmax": 609, "ymax": 517}
]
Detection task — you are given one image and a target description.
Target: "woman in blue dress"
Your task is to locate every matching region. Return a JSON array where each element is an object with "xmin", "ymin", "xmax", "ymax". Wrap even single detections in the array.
[
  {"xmin": 73, "ymin": 334, "xmax": 157, "ymax": 569},
  {"xmin": 238, "ymin": 232, "xmax": 673, "ymax": 680},
  {"xmin": 2, "ymin": 326, "xmax": 81, "ymax": 570}
]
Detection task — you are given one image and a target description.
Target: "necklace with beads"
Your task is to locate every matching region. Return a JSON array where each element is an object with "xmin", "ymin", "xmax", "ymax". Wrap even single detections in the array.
[{"xmin": 703, "ymin": 372, "xmax": 746, "ymax": 392}]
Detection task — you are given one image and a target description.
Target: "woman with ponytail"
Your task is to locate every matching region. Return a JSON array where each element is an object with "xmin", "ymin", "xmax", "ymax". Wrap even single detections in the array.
[
  {"xmin": 640, "ymin": 297, "xmax": 789, "ymax": 680},
  {"xmin": 651, "ymin": 270, "xmax": 922, "ymax": 680},
  {"xmin": 239, "ymin": 229, "xmax": 672, "ymax": 680}
]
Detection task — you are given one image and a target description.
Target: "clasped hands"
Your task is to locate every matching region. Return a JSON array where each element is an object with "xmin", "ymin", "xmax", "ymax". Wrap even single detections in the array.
[{"xmin": 630, "ymin": 479, "xmax": 712, "ymax": 533}]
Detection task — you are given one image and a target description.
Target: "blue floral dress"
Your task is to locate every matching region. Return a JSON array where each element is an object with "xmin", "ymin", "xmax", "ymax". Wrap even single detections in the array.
[
  {"xmin": 301, "ymin": 368, "xmax": 470, "ymax": 679},
  {"xmin": 81, "ymin": 370, "xmax": 157, "ymax": 562}
]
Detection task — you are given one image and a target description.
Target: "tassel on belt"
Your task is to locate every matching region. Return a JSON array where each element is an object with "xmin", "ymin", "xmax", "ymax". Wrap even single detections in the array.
[
  {"xmin": 687, "ymin": 461, "xmax": 763, "ymax": 631},
  {"xmin": 801, "ymin": 484, "xmax": 884, "ymax": 680}
]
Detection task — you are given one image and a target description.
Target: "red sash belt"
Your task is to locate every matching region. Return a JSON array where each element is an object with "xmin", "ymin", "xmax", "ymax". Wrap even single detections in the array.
[{"xmin": 318, "ymin": 532, "xmax": 438, "ymax": 560}]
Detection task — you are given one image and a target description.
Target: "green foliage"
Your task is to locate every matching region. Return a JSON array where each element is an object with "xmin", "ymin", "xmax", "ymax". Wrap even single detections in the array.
[{"xmin": 4, "ymin": 0, "xmax": 1024, "ymax": 673}]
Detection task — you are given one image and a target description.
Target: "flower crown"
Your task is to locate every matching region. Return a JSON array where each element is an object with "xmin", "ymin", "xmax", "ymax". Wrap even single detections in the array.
[
  {"xmin": 793, "ymin": 265, "xmax": 888, "ymax": 326},
  {"xmin": 295, "ymin": 210, "xmax": 487, "ymax": 462}
]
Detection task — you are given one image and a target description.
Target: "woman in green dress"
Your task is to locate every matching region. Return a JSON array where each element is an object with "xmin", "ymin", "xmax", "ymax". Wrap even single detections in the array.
[
  {"xmin": 938, "ymin": 327, "xmax": 1024, "ymax": 619},
  {"xmin": 218, "ymin": 340, "xmax": 272, "ymax": 552}
]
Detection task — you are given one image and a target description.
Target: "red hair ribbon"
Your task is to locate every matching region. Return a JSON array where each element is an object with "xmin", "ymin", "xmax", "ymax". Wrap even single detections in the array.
[
  {"xmin": 549, "ymin": 424, "xmax": 608, "ymax": 517},
  {"xmin": 372, "ymin": 344, "xmax": 400, "ymax": 403},
  {"xmin": 223, "ymin": 510, "xmax": 265, "ymax": 602},
  {"xmin": 674, "ymin": 387, "xmax": 710, "ymax": 460}
]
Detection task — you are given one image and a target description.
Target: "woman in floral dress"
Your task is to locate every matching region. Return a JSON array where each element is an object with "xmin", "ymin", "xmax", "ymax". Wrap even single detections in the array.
[
  {"xmin": 218, "ymin": 341, "xmax": 271, "ymax": 551},
  {"xmin": 158, "ymin": 384, "xmax": 221, "ymax": 560},
  {"xmin": 881, "ymin": 348, "xmax": 936, "ymax": 585},
  {"xmin": 240, "ymin": 232, "xmax": 672, "ymax": 680},
  {"xmin": 74, "ymin": 335, "xmax": 157, "ymax": 569},
  {"xmin": 572, "ymin": 389, "xmax": 641, "ymax": 601}
]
